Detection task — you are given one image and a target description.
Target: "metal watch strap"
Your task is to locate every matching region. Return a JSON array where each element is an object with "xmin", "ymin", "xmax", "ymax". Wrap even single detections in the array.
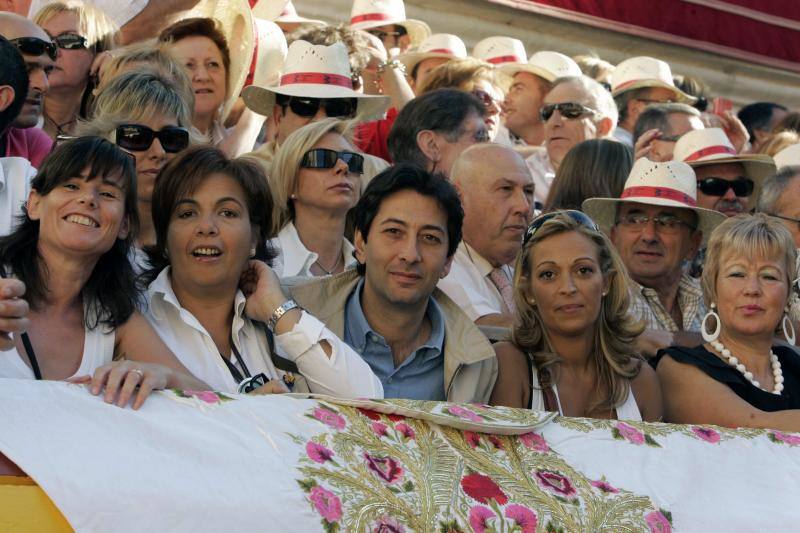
[{"xmin": 267, "ymin": 299, "xmax": 300, "ymax": 332}]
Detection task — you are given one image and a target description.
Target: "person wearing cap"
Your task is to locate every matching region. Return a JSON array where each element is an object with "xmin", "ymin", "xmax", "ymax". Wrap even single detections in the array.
[
  {"xmin": 632, "ymin": 103, "xmax": 704, "ymax": 162},
  {"xmin": 348, "ymin": 0, "xmax": 430, "ymax": 55},
  {"xmin": 611, "ymin": 56, "xmax": 697, "ymax": 147},
  {"xmin": 527, "ymin": 74, "xmax": 617, "ymax": 207},
  {"xmin": 439, "ymin": 144, "xmax": 534, "ymax": 328},
  {"xmin": 500, "ymin": 51, "xmax": 581, "ymax": 147},
  {"xmin": 242, "ymin": 40, "xmax": 390, "ymax": 181},
  {"xmin": 583, "ymin": 158, "xmax": 726, "ymax": 357},
  {"xmin": 396, "ymin": 33, "xmax": 467, "ymax": 93}
]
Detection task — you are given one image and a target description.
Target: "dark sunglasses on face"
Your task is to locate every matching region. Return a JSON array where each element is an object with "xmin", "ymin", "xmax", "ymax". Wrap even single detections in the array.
[
  {"xmin": 539, "ymin": 102, "xmax": 598, "ymax": 122},
  {"xmin": 10, "ymin": 37, "xmax": 57, "ymax": 60},
  {"xmin": 696, "ymin": 177, "xmax": 754, "ymax": 197},
  {"xmin": 285, "ymin": 97, "xmax": 357, "ymax": 119},
  {"xmin": 524, "ymin": 209, "xmax": 599, "ymax": 245},
  {"xmin": 53, "ymin": 34, "xmax": 88, "ymax": 50},
  {"xmin": 300, "ymin": 148, "xmax": 365, "ymax": 174},
  {"xmin": 115, "ymin": 124, "xmax": 190, "ymax": 154}
]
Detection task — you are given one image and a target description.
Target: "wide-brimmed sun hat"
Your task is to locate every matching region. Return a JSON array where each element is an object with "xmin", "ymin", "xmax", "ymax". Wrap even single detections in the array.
[
  {"xmin": 611, "ymin": 56, "xmax": 697, "ymax": 104},
  {"xmin": 472, "ymin": 36, "xmax": 526, "ymax": 67},
  {"xmin": 396, "ymin": 33, "xmax": 467, "ymax": 73},
  {"xmin": 273, "ymin": 0, "xmax": 326, "ymax": 26},
  {"xmin": 349, "ymin": 0, "xmax": 430, "ymax": 47},
  {"xmin": 241, "ymin": 40, "xmax": 389, "ymax": 121},
  {"xmin": 245, "ymin": 18, "xmax": 288, "ymax": 88},
  {"xmin": 582, "ymin": 158, "xmax": 726, "ymax": 244},
  {"xmin": 498, "ymin": 50, "xmax": 581, "ymax": 82},
  {"xmin": 773, "ymin": 143, "xmax": 800, "ymax": 171}
]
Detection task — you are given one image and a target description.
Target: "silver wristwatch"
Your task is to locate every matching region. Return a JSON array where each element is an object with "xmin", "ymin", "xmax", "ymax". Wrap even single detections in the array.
[{"xmin": 267, "ymin": 299, "xmax": 300, "ymax": 332}]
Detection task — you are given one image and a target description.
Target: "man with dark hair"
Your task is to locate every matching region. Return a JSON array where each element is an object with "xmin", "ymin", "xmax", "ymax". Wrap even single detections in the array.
[
  {"xmin": 387, "ymin": 89, "xmax": 488, "ymax": 178},
  {"xmin": 737, "ymin": 102, "xmax": 788, "ymax": 152},
  {"xmin": 288, "ymin": 163, "xmax": 498, "ymax": 402},
  {"xmin": 632, "ymin": 103, "xmax": 704, "ymax": 162},
  {"xmin": 0, "ymin": 34, "xmax": 27, "ymax": 134}
]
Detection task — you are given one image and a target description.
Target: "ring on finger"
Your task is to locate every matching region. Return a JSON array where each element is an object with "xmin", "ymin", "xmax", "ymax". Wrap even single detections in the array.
[{"xmin": 129, "ymin": 368, "xmax": 144, "ymax": 379}]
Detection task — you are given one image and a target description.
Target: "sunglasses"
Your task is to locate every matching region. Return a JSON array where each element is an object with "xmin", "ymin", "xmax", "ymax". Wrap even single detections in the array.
[
  {"xmin": 539, "ymin": 102, "xmax": 598, "ymax": 122},
  {"xmin": 284, "ymin": 97, "xmax": 357, "ymax": 119},
  {"xmin": 696, "ymin": 177, "xmax": 754, "ymax": 197},
  {"xmin": 471, "ymin": 89, "xmax": 497, "ymax": 110},
  {"xmin": 524, "ymin": 209, "xmax": 599, "ymax": 245},
  {"xmin": 53, "ymin": 34, "xmax": 88, "ymax": 50},
  {"xmin": 301, "ymin": 148, "xmax": 365, "ymax": 174},
  {"xmin": 10, "ymin": 37, "xmax": 57, "ymax": 60},
  {"xmin": 367, "ymin": 27, "xmax": 407, "ymax": 42},
  {"xmin": 115, "ymin": 124, "xmax": 189, "ymax": 154}
]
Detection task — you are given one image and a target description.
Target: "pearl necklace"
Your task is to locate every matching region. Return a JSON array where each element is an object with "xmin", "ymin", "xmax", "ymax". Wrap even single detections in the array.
[{"xmin": 710, "ymin": 340, "xmax": 784, "ymax": 394}]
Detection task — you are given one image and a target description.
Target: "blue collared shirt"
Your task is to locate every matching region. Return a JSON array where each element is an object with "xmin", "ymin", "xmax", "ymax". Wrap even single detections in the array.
[{"xmin": 344, "ymin": 279, "xmax": 446, "ymax": 400}]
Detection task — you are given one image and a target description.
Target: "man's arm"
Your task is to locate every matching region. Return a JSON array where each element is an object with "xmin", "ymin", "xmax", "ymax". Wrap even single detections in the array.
[{"xmin": 118, "ymin": 0, "xmax": 202, "ymax": 45}]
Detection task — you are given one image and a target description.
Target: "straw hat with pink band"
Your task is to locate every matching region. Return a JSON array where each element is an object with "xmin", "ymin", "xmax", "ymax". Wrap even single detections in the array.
[
  {"xmin": 241, "ymin": 40, "xmax": 390, "ymax": 121},
  {"xmin": 498, "ymin": 50, "xmax": 581, "ymax": 82},
  {"xmin": 774, "ymin": 144, "xmax": 800, "ymax": 171},
  {"xmin": 611, "ymin": 56, "xmax": 697, "ymax": 104},
  {"xmin": 244, "ymin": 18, "xmax": 288, "ymax": 89},
  {"xmin": 273, "ymin": 0, "xmax": 326, "ymax": 26},
  {"xmin": 673, "ymin": 127, "xmax": 776, "ymax": 202},
  {"xmin": 396, "ymin": 33, "xmax": 468, "ymax": 73},
  {"xmin": 349, "ymin": 0, "xmax": 431, "ymax": 47},
  {"xmin": 250, "ymin": 0, "xmax": 289, "ymax": 20},
  {"xmin": 582, "ymin": 158, "xmax": 726, "ymax": 244},
  {"xmin": 472, "ymin": 36, "xmax": 526, "ymax": 67}
]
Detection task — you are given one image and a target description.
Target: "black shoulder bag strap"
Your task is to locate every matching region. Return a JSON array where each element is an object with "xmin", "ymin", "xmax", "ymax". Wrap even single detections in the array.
[{"xmin": 0, "ymin": 268, "xmax": 42, "ymax": 380}]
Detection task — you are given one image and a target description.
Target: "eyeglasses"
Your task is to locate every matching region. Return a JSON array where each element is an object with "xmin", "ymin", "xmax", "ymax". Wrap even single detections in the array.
[
  {"xmin": 300, "ymin": 148, "xmax": 365, "ymax": 174},
  {"xmin": 284, "ymin": 97, "xmax": 357, "ymax": 119},
  {"xmin": 524, "ymin": 209, "xmax": 599, "ymax": 245},
  {"xmin": 115, "ymin": 124, "xmax": 189, "ymax": 153},
  {"xmin": 237, "ymin": 373, "xmax": 270, "ymax": 394},
  {"xmin": 696, "ymin": 177, "xmax": 754, "ymax": 197},
  {"xmin": 616, "ymin": 213, "xmax": 696, "ymax": 234},
  {"xmin": 656, "ymin": 134, "xmax": 682, "ymax": 143},
  {"xmin": 52, "ymin": 34, "xmax": 88, "ymax": 50},
  {"xmin": 471, "ymin": 89, "xmax": 497, "ymax": 110},
  {"xmin": 769, "ymin": 213, "xmax": 800, "ymax": 228},
  {"xmin": 10, "ymin": 37, "xmax": 57, "ymax": 60},
  {"xmin": 539, "ymin": 102, "xmax": 598, "ymax": 122}
]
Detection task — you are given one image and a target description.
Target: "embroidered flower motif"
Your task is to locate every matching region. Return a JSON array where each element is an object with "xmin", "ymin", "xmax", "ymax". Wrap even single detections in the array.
[
  {"xmin": 487, "ymin": 435, "xmax": 504, "ymax": 450},
  {"xmin": 309, "ymin": 485, "xmax": 342, "ymax": 523},
  {"xmin": 504, "ymin": 504, "xmax": 538, "ymax": 533},
  {"xmin": 394, "ymin": 422, "xmax": 416, "ymax": 440},
  {"xmin": 691, "ymin": 427, "xmax": 721, "ymax": 444},
  {"xmin": 468, "ymin": 505, "xmax": 495, "ymax": 533},
  {"xmin": 371, "ymin": 514, "xmax": 405, "ymax": 533},
  {"xmin": 182, "ymin": 390, "xmax": 223, "ymax": 404},
  {"xmin": 770, "ymin": 430, "xmax": 800, "ymax": 446},
  {"xmin": 615, "ymin": 422, "xmax": 645, "ymax": 445},
  {"xmin": 447, "ymin": 405, "xmax": 483, "ymax": 422},
  {"xmin": 313, "ymin": 407, "xmax": 346, "ymax": 430},
  {"xmin": 460, "ymin": 472, "xmax": 508, "ymax": 504},
  {"xmin": 519, "ymin": 432, "xmax": 549, "ymax": 453},
  {"xmin": 386, "ymin": 413, "xmax": 406, "ymax": 422},
  {"xmin": 306, "ymin": 441, "xmax": 334, "ymax": 464},
  {"xmin": 590, "ymin": 479, "xmax": 619, "ymax": 493},
  {"xmin": 645, "ymin": 510, "xmax": 672, "ymax": 533},
  {"xmin": 364, "ymin": 453, "xmax": 404, "ymax": 484},
  {"xmin": 371, "ymin": 421, "xmax": 389, "ymax": 437},
  {"xmin": 358, "ymin": 408, "xmax": 382, "ymax": 420},
  {"xmin": 535, "ymin": 469, "xmax": 577, "ymax": 497}
]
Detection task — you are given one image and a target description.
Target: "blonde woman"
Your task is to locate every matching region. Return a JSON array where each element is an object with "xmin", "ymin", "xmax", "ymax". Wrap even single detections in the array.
[
  {"xmin": 268, "ymin": 118, "xmax": 363, "ymax": 278},
  {"xmin": 94, "ymin": 41, "xmax": 193, "ymax": 98},
  {"xmin": 490, "ymin": 211, "xmax": 662, "ymax": 421},
  {"xmin": 34, "ymin": 0, "xmax": 118, "ymax": 140}
]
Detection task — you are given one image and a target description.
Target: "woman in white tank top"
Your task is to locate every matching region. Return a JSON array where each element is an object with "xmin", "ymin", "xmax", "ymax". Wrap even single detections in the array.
[{"xmin": 490, "ymin": 211, "xmax": 663, "ymax": 421}]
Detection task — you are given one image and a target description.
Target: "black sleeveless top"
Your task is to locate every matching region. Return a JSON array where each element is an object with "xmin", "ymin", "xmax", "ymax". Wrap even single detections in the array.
[{"xmin": 656, "ymin": 345, "xmax": 800, "ymax": 411}]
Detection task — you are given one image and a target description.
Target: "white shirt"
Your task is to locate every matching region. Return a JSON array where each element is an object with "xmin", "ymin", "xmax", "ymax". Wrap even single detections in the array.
[
  {"xmin": 270, "ymin": 221, "xmax": 357, "ymax": 278},
  {"xmin": 144, "ymin": 268, "xmax": 383, "ymax": 397},
  {"xmin": 613, "ymin": 127, "xmax": 634, "ymax": 147},
  {"xmin": 437, "ymin": 242, "xmax": 512, "ymax": 322},
  {"xmin": 524, "ymin": 148, "xmax": 554, "ymax": 207},
  {"xmin": 0, "ymin": 157, "xmax": 35, "ymax": 237}
]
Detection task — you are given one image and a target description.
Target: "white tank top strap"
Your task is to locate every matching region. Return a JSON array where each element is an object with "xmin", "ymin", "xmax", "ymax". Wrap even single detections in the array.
[{"xmin": 616, "ymin": 386, "xmax": 643, "ymax": 421}]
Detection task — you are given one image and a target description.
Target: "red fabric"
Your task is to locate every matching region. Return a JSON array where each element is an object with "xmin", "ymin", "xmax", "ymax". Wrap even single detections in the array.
[
  {"xmin": 280, "ymin": 73, "xmax": 353, "ymax": 89},
  {"xmin": 683, "ymin": 145, "xmax": 737, "ymax": 162},
  {"xmin": 620, "ymin": 186, "xmax": 697, "ymax": 206},
  {"xmin": 4, "ymin": 127, "xmax": 53, "ymax": 169},
  {"xmin": 354, "ymin": 106, "xmax": 398, "ymax": 163},
  {"xmin": 720, "ymin": 0, "xmax": 800, "ymax": 21}
]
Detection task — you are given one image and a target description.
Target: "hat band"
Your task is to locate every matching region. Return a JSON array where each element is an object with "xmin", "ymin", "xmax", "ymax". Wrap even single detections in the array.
[
  {"xmin": 621, "ymin": 186, "xmax": 697, "ymax": 207},
  {"xmin": 424, "ymin": 48, "xmax": 454, "ymax": 54},
  {"xmin": 613, "ymin": 78, "xmax": 671, "ymax": 92},
  {"xmin": 684, "ymin": 145, "xmax": 737, "ymax": 162},
  {"xmin": 280, "ymin": 72, "xmax": 353, "ymax": 89},
  {"xmin": 487, "ymin": 55, "xmax": 521, "ymax": 64},
  {"xmin": 351, "ymin": 13, "xmax": 392, "ymax": 24}
]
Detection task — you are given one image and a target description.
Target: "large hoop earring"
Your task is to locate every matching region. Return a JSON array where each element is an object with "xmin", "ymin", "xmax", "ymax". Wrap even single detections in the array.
[
  {"xmin": 782, "ymin": 311, "xmax": 796, "ymax": 345},
  {"xmin": 701, "ymin": 303, "xmax": 721, "ymax": 343}
]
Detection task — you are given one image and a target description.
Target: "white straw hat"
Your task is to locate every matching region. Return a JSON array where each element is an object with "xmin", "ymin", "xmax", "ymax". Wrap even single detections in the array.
[
  {"xmin": 396, "ymin": 33, "xmax": 467, "ymax": 73},
  {"xmin": 611, "ymin": 56, "xmax": 697, "ymax": 104},
  {"xmin": 582, "ymin": 158, "xmax": 726, "ymax": 244},
  {"xmin": 472, "ymin": 36, "xmax": 526, "ymax": 67},
  {"xmin": 274, "ymin": 0, "xmax": 326, "ymax": 26},
  {"xmin": 250, "ymin": 0, "xmax": 289, "ymax": 20},
  {"xmin": 246, "ymin": 18, "xmax": 288, "ymax": 89},
  {"xmin": 498, "ymin": 50, "xmax": 581, "ymax": 82},
  {"xmin": 774, "ymin": 144, "xmax": 800, "ymax": 171},
  {"xmin": 241, "ymin": 40, "xmax": 389, "ymax": 121},
  {"xmin": 349, "ymin": 0, "xmax": 430, "ymax": 47}
]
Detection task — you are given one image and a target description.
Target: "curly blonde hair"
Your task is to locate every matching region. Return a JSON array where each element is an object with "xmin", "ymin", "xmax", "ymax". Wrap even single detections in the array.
[{"xmin": 511, "ymin": 212, "xmax": 644, "ymax": 415}]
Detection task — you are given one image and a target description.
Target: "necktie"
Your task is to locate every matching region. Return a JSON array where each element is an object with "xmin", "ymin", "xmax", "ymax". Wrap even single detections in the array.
[{"xmin": 488, "ymin": 267, "xmax": 515, "ymax": 314}]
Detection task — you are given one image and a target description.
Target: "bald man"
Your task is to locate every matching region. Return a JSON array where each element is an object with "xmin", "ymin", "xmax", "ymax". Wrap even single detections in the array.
[{"xmin": 438, "ymin": 144, "xmax": 534, "ymax": 327}]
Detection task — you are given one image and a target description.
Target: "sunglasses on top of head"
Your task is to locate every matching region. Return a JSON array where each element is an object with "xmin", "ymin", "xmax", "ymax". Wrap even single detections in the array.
[
  {"xmin": 539, "ymin": 102, "xmax": 598, "ymax": 122},
  {"xmin": 10, "ymin": 37, "xmax": 57, "ymax": 60},
  {"xmin": 300, "ymin": 148, "xmax": 365, "ymax": 175},
  {"xmin": 283, "ymin": 96, "xmax": 358, "ymax": 119},
  {"xmin": 696, "ymin": 177, "xmax": 754, "ymax": 197},
  {"xmin": 523, "ymin": 209, "xmax": 599, "ymax": 245},
  {"xmin": 115, "ymin": 124, "xmax": 190, "ymax": 154}
]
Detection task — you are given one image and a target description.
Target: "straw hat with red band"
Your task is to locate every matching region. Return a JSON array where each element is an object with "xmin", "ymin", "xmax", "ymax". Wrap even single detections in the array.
[
  {"xmin": 472, "ymin": 36, "xmax": 526, "ymax": 67},
  {"xmin": 250, "ymin": 0, "xmax": 288, "ymax": 20},
  {"xmin": 241, "ymin": 40, "xmax": 389, "ymax": 121},
  {"xmin": 349, "ymin": 0, "xmax": 430, "ymax": 47},
  {"xmin": 611, "ymin": 56, "xmax": 697, "ymax": 104},
  {"xmin": 498, "ymin": 50, "xmax": 581, "ymax": 82},
  {"xmin": 774, "ymin": 143, "xmax": 800, "ymax": 170},
  {"xmin": 272, "ymin": 0, "xmax": 325, "ymax": 26},
  {"xmin": 245, "ymin": 18, "xmax": 287, "ymax": 89},
  {"xmin": 673, "ymin": 127, "xmax": 776, "ymax": 202},
  {"xmin": 582, "ymin": 158, "xmax": 726, "ymax": 244},
  {"xmin": 396, "ymin": 33, "xmax": 467, "ymax": 73}
]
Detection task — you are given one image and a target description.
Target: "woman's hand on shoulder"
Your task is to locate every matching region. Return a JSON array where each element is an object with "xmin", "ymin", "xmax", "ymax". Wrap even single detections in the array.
[
  {"xmin": 240, "ymin": 260, "xmax": 288, "ymax": 323},
  {"xmin": 0, "ymin": 279, "xmax": 29, "ymax": 351},
  {"xmin": 631, "ymin": 361, "xmax": 663, "ymax": 422},
  {"xmin": 69, "ymin": 360, "xmax": 175, "ymax": 410},
  {"xmin": 489, "ymin": 341, "xmax": 530, "ymax": 409}
]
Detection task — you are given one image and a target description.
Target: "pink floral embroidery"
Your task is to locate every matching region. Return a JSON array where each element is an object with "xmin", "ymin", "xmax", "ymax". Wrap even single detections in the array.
[
  {"xmin": 395, "ymin": 422, "xmax": 416, "ymax": 440},
  {"xmin": 461, "ymin": 472, "xmax": 508, "ymax": 504},
  {"xmin": 358, "ymin": 408, "xmax": 382, "ymax": 421},
  {"xmin": 645, "ymin": 510, "xmax": 672, "ymax": 533},
  {"xmin": 371, "ymin": 421, "xmax": 389, "ymax": 437},
  {"xmin": 468, "ymin": 505, "xmax": 495, "ymax": 533},
  {"xmin": 504, "ymin": 504, "xmax": 537, "ymax": 533},
  {"xmin": 691, "ymin": 427, "xmax": 721, "ymax": 444},
  {"xmin": 487, "ymin": 435, "xmax": 504, "ymax": 450},
  {"xmin": 771, "ymin": 430, "xmax": 800, "ymax": 446},
  {"xmin": 371, "ymin": 514, "xmax": 405, "ymax": 533},
  {"xmin": 464, "ymin": 431, "xmax": 481, "ymax": 448},
  {"xmin": 364, "ymin": 453, "xmax": 404, "ymax": 484},
  {"xmin": 313, "ymin": 407, "xmax": 346, "ymax": 430},
  {"xmin": 305, "ymin": 441, "xmax": 334, "ymax": 464},
  {"xmin": 590, "ymin": 479, "xmax": 619, "ymax": 493},
  {"xmin": 448, "ymin": 405, "xmax": 483, "ymax": 422},
  {"xmin": 182, "ymin": 390, "xmax": 222, "ymax": 404},
  {"xmin": 309, "ymin": 485, "xmax": 342, "ymax": 523},
  {"xmin": 519, "ymin": 432, "xmax": 549, "ymax": 453},
  {"xmin": 535, "ymin": 469, "xmax": 577, "ymax": 497},
  {"xmin": 615, "ymin": 422, "xmax": 645, "ymax": 445},
  {"xmin": 386, "ymin": 413, "xmax": 406, "ymax": 422}
]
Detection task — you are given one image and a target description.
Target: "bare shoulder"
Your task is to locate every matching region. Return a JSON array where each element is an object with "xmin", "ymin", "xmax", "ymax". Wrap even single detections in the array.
[
  {"xmin": 493, "ymin": 341, "xmax": 528, "ymax": 369},
  {"xmin": 490, "ymin": 341, "xmax": 530, "ymax": 408},
  {"xmin": 631, "ymin": 361, "xmax": 663, "ymax": 422}
]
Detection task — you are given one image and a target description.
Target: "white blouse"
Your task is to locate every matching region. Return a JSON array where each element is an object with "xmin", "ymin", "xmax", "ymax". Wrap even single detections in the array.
[{"xmin": 270, "ymin": 222, "xmax": 357, "ymax": 279}]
